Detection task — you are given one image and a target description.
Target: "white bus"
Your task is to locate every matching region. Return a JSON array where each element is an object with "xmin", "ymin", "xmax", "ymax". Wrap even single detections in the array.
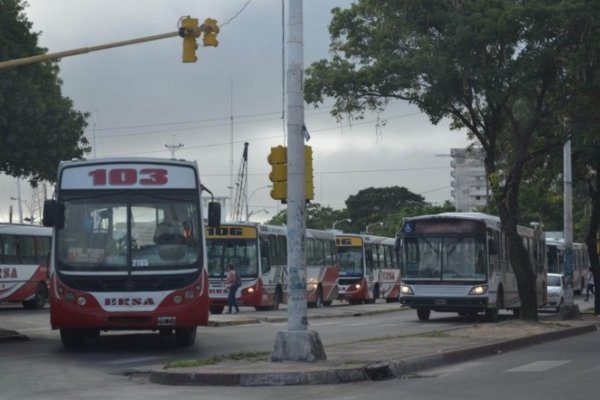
[
  {"xmin": 545, "ymin": 235, "xmax": 589, "ymax": 294},
  {"xmin": 335, "ymin": 234, "xmax": 400, "ymax": 304},
  {"xmin": 397, "ymin": 212, "xmax": 546, "ymax": 321},
  {"xmin": 206, "ymin": 223, "xmax": 339, "ymax": 312},
  {"xmin": 0, "ymin": 224, "xmax": 52, "ymax": 309}
]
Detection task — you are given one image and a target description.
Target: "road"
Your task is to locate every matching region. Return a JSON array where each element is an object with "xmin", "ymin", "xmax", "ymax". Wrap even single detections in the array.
[{"xmin": 0, "ymin": 296, "xmax": 594, "ymax": 399}]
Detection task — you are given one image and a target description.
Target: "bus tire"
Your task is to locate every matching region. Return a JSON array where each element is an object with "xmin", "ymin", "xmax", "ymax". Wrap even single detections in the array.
[
  {"xmin": 512, "ymin": 307, "xmax": 521, "ymax": 319},
  {"xmin": 209, "ymin": 305, "xmax": 224, "ymax": 315},
  {"xmin": 23, "ymin": 283, "xmax": 48, "ymax": 310},
  {"xmin": 60, "ymin": 329, "xmax": 85, "ymax": 349},
  {"xmin": 271, "ymin": 287, "xmax": 282, "ymax": 311},
  {"xmin": 486, "ymin": 288, "xmax": 503, "ymax": 322},
  {"xmin": 417, "ymin": 308, "xmax": 431, "ymax": 321},
  {"xmin": 175, "ymin": 327, "xmax": 197, "ymax": 347}
]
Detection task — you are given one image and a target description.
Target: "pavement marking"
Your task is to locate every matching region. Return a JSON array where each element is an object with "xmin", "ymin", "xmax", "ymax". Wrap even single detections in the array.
[
  {"xmin": 105, "ymin": 356, "xmax": 165, "ymax": 366},
  {"xmin": 420, "ymin": 361, "xmax": 486, "ymax": 376},
  {"xmin": 505, "ymin": 360, "xmax": 571, "ymax": 373}
]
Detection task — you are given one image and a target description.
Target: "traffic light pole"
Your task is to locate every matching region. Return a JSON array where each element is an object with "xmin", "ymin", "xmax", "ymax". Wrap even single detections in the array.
[
  {"xmin": 0, "ymin": 16, "xmax": 219, "ymax": 70},
  {"xmin": 271, "ymin": 0, "xmax": 326, "ymax": 362},
  {"xmin": 0, "ymin": 32, "xmax": 178, "ymax": 70}
]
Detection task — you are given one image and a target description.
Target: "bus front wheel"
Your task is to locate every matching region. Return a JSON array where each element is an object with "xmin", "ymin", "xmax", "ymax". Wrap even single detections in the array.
[
  {"xmin": 416, "ymin": 308, "xmax": 431, "ymax": 321},
  {"xmin": 60, "ymin": 329, "xmax": 85, "ymax": 349},
  {"xmin": 175, "ymin": 327, "xmax": 197, "ymax": 347}
]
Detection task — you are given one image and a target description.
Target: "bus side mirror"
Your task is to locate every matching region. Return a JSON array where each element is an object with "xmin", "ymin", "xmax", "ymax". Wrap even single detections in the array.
[
  {"xmin": 488, "ymin": 238, "xmax": 498, "ymax": 255},
  {"xmin": 43, "ymin": 200, "xmax": 64, "ymax": 229},
  {"xmin": 207, "ymin": 202, "xmax": 221, "ymax": 228}
]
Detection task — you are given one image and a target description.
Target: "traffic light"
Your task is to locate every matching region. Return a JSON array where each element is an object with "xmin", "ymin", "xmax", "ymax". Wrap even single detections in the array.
[
  {"xmin": 304, "ymin": 145, "xmax": 314, "ymax": 201},
  {"xmin": 202, "ymin": 18, "xmax": 220, "ymax": 47},
  {"xmin": 179, "ymin": 16, "xmax": 199, "ymax": 63},
  {"xmin": 268, "ymin": 146, "xmax": 287, "ymax": 201}
]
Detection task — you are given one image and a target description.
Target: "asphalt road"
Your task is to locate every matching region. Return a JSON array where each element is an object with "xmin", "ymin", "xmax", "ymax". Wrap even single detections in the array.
[{"xmin": 0, "ymin": 296, "xmax": 594, "ymax": 399}]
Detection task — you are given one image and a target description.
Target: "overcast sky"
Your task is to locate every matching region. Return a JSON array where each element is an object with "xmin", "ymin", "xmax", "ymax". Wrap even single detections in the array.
[{"xmin": 1, "ymin": 0, "xmax": 470, "ymax": 223}]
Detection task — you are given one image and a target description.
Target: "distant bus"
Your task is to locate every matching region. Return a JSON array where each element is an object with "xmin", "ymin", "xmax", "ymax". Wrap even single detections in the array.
[
  {"xmin": 43, "ymin": 157, "xmax": 220, "ymax": 348},
  {"xmin": 335, "ymin": 234, "xmax": 401, "ymax": 304},
  {"xmin": 545, "ymin": 236, "xmax": 589, "ymax": 295},
  {"xmin": 206, "ymin": 223, "xmax": 339, "ymax": 312},
  {"xmin": 0, "ymin": 224, "xmax": 52, "ymax": 309},
  {"xmin": 397, "ymin": 212, "xmax": 547, "ymax": 321}
]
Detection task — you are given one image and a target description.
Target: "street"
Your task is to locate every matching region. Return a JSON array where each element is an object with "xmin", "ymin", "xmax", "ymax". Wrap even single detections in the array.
[{"xmin": 0, "ymin": 296, "xmax": 595, "ymax": 399}]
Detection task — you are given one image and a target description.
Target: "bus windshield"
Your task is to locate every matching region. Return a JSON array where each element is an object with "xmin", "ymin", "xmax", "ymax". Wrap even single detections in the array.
[
  {"xmin": 402, "ymin": 236, "xmax": 486, "ymax": 281},
  {"xmin": 206, "ymin": 239, "xmax": 258, "ymax": 278},
  {"xmin": 337, "ymin": 246, "xmax": 364, "ymax": 277},
  {"xmin": 57, "ymin": 191, "xmax": 201, "ymax": 271}
]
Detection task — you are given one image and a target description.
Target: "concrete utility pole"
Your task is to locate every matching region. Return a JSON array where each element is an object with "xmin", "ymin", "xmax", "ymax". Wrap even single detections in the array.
[
  {"xmin": 271, "ymin": 0, "xmax": 326, "ymax": 362},
  {"xmin": 558, "ymin": 139, "xmax": 581, "ymax": 319}
]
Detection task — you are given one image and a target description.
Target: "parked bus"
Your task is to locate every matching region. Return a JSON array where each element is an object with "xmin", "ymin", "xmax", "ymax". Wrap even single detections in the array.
[
  {"xmin": 335, "ymin": 234, "xmax": 401, "ymax": 304},
  {"xmin": 397, "ymin": 212, "xmax": 547, "ymax": 321},
  {"xmin": 0, "ymin": 224, "xmax": 52, "ymax": 309},
  {"xmin": 545, "ymin": 234, "xmax": 589, "ymax": 295},
  {"xmin": 206, "ymin": 223, "xmax": 338, "ymax": 312},
  {"xmin": 43, "ymin": 157, "xmax": 220, "ymax": 348}
]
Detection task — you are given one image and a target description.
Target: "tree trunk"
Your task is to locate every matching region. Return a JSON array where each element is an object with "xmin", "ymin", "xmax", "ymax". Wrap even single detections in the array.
[{"xmin": 496, "ymin": 165, "xmax": 538, "ymax": 321}]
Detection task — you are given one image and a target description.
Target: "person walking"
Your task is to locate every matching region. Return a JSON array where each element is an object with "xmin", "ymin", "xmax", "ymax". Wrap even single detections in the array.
[
  {"xmin": 226, "ymin": 262, "xmax": 240, "ymax": 314},
  {"xmin": 585, "ymin": 267, "xmax": 595, "ymax": 301}
]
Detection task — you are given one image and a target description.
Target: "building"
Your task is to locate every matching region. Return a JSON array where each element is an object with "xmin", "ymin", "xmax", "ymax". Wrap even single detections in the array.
[{"xmin": 449, "ymin": 147, "xmax": 488, "ymax": 212}]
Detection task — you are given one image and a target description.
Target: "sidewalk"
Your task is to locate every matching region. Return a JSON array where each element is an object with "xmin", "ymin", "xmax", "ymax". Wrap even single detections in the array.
[{"xmin": 147, "ymin": 314, "xmax": 599, "ymax": 387}]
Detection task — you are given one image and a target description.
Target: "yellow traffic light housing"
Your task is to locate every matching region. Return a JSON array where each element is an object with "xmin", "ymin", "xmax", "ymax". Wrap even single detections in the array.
[
  {"xmin": 179, "ymin": 16, "xmax": 199, "ymax": 63},
  {"xmin": 268, "ymin": 146, "xmax": 287, "ymax": 201},
  {"xmin": 202, "ymin": 18, "xmax": 220, "ymax": 47},
  {"xmin": 304, "ymin": 145, "xmax": 314, "ymax": 201}
]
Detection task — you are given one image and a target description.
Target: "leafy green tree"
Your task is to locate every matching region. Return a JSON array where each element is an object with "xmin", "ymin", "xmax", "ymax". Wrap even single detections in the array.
[
  {"xmin": 561, "ymin": 5, "xmax": 600, "ymax": 313},
  {"xmin": 266, "ymin": 203, "xmax": 348, "ymax": 231},
  {"xmin": 0, "ymin": 0, "xmax": 90, "ymax": 184},
  {"xmin": 303, "ymin": 0, "xmax": 589, "ymax": 320}
]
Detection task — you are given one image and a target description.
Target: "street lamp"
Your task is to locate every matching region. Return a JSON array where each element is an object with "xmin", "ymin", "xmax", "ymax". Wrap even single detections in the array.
[
  {"xmin": 247, "ymin": 209, "xmax": 269, "ymax": 221},
  {"xmin": 332, "ymin": 218, "xmax": 351, "ymax": 230},
  {"xmin": 245, "ymin": 185, "xmax": 272, "ymax": 222},
  {"xmin": 365, "ymin": 222, "xmax": 383, "ymax": 234}
]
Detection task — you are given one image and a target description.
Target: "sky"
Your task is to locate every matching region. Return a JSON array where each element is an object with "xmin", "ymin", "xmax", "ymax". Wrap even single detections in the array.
[{"xmin": 1, "ymin": 0, "xmax": 470, "ymax": 224}]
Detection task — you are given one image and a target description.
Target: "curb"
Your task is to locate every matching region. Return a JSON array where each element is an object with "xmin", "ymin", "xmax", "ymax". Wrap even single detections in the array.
[{"xmin": 147, "ymin": 323, "xmax": 597, "ymax": 386}]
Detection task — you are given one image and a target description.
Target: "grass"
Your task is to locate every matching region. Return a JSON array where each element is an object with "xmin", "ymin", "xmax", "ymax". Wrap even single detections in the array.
[{"xmin": 165, "ymin": 351, "xmax": 270, "ymax": 369}]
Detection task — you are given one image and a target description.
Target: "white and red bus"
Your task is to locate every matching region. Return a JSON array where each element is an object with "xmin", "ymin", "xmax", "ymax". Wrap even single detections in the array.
[
  {"xmin": 43, "ymin": 158, "xmax": 220, "ymax": 348},
  {"xmin": 0, "ymin": 224, "xmax": 52, "ymax": 309},
  {"xmin": 397, "ymin": 212, "xmax": 547, "ymax": 321},
  {"xmin": 206, "ymin": 223, "xmax": 338, "ymax": 312},
  {"xmin": 335, "ymin": 234, "xmax": 401, "ymax": 304}
]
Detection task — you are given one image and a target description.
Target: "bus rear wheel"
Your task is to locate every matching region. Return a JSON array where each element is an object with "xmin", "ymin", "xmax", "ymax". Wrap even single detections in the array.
[
  {"xmin": 175, "ymin": 327, "xmax": 197, "ymax": 347},
  {"xmin": 209, "ymin": 305, "xmax": 224, "ymax": 314},
  {"xmin": 23, "ymin": 283, "xmax": 47, "ymax": 309},
  {"xmin": 416, "ymin": 308, "xmax": 431, "ymax": 321}
]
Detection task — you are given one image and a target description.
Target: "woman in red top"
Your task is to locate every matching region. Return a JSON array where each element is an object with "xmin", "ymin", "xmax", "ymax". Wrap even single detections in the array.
[{"xmin": 226, "ymin": 263, "xmax": 240, "ymax": 313}]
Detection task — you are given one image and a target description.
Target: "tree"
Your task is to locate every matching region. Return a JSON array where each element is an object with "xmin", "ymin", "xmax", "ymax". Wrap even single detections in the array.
[
  {"xmin": 304, "ymin": 0, "xmax": 584, "ymax": 320},
  {"xmin": 0, "ymin": 0, "xmax": 90, "ymax": 185}
]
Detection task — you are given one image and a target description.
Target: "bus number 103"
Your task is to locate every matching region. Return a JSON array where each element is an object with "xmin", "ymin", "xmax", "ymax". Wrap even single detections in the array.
[{"xmin": 88, "ymin": 168, "xmax": 168, "ymax": 186}]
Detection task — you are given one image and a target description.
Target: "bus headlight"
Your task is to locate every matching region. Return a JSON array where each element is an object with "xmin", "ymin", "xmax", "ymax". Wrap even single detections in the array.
[
  {"xmin": 77, "ymin": 296, "xmax": 87, "ymax": 306},
  {"xmin": 469, "ymin": 285, "xmax": 488, "ymax": 295},
  {"xmin": 400, "ymin": 284, "xmax": 414, "ymax": 295},
  {"xmin": 173, "ymin": 295, "xmax": 183, "ymax": 304}
]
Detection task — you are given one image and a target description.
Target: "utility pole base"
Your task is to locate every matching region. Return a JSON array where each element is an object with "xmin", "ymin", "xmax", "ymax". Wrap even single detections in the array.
[
  {"xmin": 557, "ymin": 304, "xmax": 581, "ymax": 320},
  {"xmin": 271, "ymin": 330, "xmax": 327, "ymax": 362}
]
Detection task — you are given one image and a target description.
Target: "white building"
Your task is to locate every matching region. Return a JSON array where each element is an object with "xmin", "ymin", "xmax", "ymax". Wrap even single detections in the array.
[{"xmin": 449, "ymin": 147, "xmax": 488, "ymax": 212}]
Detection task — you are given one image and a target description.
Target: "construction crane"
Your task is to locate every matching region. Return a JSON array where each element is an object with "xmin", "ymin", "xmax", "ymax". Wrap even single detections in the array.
[{"xmin": 230, "ymin": 142, "xmax": 249, "ymax": 221}]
